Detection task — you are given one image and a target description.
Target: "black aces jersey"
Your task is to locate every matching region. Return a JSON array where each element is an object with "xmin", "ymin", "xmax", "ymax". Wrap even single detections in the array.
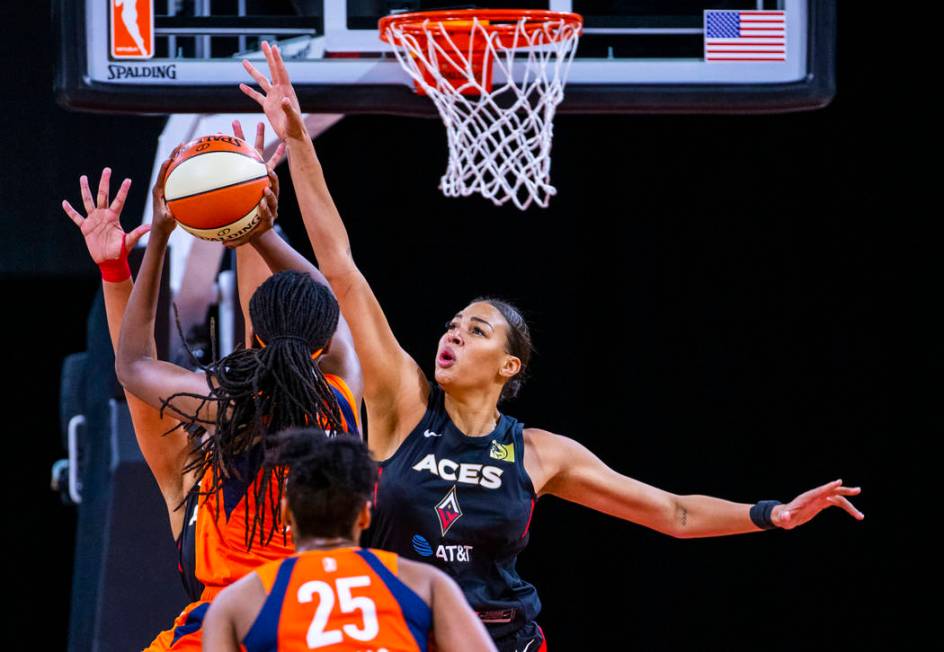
[{"xmin": 363, "ymin": 384, "xmax": 540, "ymax": 640}]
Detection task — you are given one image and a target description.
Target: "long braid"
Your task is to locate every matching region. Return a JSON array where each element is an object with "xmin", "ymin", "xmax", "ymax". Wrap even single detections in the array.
[{"xmin": 164, "ymin": 271, "xmax": 346, "ymax": 549}]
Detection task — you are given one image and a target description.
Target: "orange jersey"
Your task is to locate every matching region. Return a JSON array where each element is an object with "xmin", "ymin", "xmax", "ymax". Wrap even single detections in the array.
[
  {"xmin": 243, "ymin": 547, "xmax": 431, "ymax": 652},
  {"xmin": 197, "ymin": 373, "xmax": 360, "ymax": 600},
  {"xmin": 143, "ymin": 601, "xmax": 209, "ymax": 652},
  {"xmin": 145, "ymin": 374, "xmax": 360, "ymax": 651}
]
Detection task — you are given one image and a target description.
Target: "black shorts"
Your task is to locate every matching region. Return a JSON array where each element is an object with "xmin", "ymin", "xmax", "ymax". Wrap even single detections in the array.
[{"xmin": 493, "ymin": 621, "xmax": 546, "ymax": 652}]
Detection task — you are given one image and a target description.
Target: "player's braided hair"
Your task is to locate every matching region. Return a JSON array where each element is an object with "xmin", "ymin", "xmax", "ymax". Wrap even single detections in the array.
[
  {"xmin": 265, "ymin": 428, "xmax": 377, "ymax": 539},
  {"xmin": 163, "ymin": 271, "xmax": 346, "ymax": 548}
]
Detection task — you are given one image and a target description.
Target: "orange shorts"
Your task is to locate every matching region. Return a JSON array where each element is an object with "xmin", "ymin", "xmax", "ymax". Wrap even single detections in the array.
[{"xmin": 142, "ymin": 600, "xmax": 208, "ymax": 651}]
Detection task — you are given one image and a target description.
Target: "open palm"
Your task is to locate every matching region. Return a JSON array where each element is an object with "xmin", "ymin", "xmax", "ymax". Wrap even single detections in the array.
[
  {"xmin": 240, "ymin": 41, "xmax": 305, "ymax": 140},
  {"xmin": 774, "ymin": 479, "xmax": 864, "ymax": 530},
  {"xmin": 62, "ymin": 168, "xmax": 149, "ymax": 264}
]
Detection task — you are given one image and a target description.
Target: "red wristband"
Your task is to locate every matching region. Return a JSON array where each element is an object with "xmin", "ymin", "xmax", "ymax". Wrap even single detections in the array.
[{"xmin": 98, "ymin": 238, "xmax": 132, "ymax": 283}]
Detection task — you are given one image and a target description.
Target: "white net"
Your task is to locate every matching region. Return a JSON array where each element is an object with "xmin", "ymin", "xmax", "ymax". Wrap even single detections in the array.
[{"xmin": 383, "ymin": 15, "xmax": 581, "ymax": 210}]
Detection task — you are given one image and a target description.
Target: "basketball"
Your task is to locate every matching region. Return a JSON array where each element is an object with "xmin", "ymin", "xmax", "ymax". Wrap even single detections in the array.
[{"xmin": 163, "ymin": 135, "xmax": 270, "ymax": 242}]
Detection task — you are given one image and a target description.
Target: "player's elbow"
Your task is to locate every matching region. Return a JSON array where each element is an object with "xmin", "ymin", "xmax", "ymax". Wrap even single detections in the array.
[
  {"xmin": 114, "ymin": 356, "xmax": 132, "ymax": 388},
  {"xmin": 643, "ymin": 494, "xmax": 684, "ymax": 539},
  {"xmin": 632, "ymin": 494, "xmax": 685, "ymax": 539},
  {"xmin": 666, "ymin": 495, "xmax": 695, "ymax": 539},
  {"xmin": 321, "ymin": 254, "xmax": 359, "ymax": 286},
  {"xmin": 114, "ymin": 355, "xmax": 144, "ymax": 391}
]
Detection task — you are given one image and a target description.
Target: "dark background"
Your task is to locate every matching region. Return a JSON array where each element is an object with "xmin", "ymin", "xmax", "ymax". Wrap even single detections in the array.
[{"xmin": 2, "ymin": 2, "xmax": 904, "ymax": 649}]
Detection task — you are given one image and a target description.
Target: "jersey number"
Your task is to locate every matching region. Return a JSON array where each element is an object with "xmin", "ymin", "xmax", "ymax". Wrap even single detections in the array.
[{"xmin": 297, "ymin": 576, "xmax": 380, "ymax": 648}]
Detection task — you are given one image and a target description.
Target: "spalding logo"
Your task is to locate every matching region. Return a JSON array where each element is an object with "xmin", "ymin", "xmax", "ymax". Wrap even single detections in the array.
[
  {"xmin": 106, "ymin": 64, "xmax": 177, "ymax": 80},
  {"xmin": 411, "ymin": 534, "xmax": 434, "ymax": 557}
]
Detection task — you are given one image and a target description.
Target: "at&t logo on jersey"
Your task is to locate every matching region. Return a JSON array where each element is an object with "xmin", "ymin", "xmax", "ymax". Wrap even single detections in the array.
[
  {"xmin": 411, "ymin": 453, "xmax": 504, "ymax": 489},
  {"xmin": 411, "ymin": 534, "xmax": 434, "ymax": 557},
  {"xmin": 436, "ymin": 544, "xmax": 473, "ymax": 563},
  {"xmin": 412, "ymin": 534, "xmax": 474, "ymax": 563}
]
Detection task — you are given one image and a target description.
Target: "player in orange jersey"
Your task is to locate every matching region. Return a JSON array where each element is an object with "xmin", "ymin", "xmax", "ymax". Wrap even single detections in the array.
[
  {"xmin": 61, "ymin": 167, "xmax": 181, "ymax": 525},
  {"xmin": 203, "ymin": 429, "xmax": 495, "ymax": 652},
  {"xmin": 103, "ymin": 128, "xmax": 361, "ymax": 650}
]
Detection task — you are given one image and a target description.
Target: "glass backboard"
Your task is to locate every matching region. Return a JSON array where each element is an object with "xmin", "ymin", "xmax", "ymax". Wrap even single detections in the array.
[{"xmin": 56, "ymin": 1, "xmax": 834, "ymax": 114}]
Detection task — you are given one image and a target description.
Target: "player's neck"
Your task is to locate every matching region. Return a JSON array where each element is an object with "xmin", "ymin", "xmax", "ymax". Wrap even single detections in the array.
[
  {"xmin": 443, "ymin": 389, "xmax": 501, "ymax": 436},
  {"xmin": 295, "ymin": 536, "xmax": 358, "ymax": 552}
]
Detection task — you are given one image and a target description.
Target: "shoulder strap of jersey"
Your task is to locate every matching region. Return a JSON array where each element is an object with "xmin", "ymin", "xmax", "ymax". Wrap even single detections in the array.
[
  {"xmin": 511, "ymin": 419, "xmax": 526, "ymax": 466},
  {"xmin": 243, "ymin": 556, "xmax": 299, "ymax": 652},
  {"xmin": 254, "ymin": 558, "xmax": 285, "ymax": 594},
  {"xmin": 366, "ymin": 548, "xmax": 399, "ymax": 575},
  {"xmin": 356, "ymin": 549, "xmax": 431, "ymax": 651},
  {"xmin": 514, "ymin": 420, "xmax": 538, "ymax": 500}
]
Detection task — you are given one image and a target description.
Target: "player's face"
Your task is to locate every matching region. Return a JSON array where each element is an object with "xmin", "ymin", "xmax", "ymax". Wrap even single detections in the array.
[{"xmin": 434, "ymin": 301, "xmax": 519, "ymax": 395}]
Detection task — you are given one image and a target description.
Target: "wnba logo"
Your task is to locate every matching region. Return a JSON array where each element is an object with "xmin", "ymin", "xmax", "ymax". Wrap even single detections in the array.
[{"xmin": 110, "ymin": 0, "xmax": 154, "ymax": 60}]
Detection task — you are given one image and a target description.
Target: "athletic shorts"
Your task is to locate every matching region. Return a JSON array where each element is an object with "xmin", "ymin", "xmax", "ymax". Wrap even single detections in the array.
[
  {"xmin": 493, "ymin": 621, "xmax": 547, "ymax": 652},
  {"xmin": 142, "ymin": 600, "xmax": 208, "ymax": 651}
]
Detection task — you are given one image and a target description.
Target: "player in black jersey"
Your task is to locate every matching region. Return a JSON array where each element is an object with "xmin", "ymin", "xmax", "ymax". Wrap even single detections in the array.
[{"xmin": 240, "ymin": 42, "xmax": 866, "ymax": 652}]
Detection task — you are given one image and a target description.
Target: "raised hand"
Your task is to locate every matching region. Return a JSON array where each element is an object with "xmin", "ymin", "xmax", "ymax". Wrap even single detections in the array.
[
  {"xmin": 240, "ymin": 42, "xmax": 306, "ymax": 141},
  {"xmin": 277, "ymin": 96, "xmax": 308, "ymax": 142},
  {"xmin": 151, "ymin": 147, "xmax": 185, "ymax": 239},
  {"xmin": 231, "ymin": 118, "xmax": 286, "ymax": 171},
  {"xmin": 221, "ymin": 120, "xmax": 284, "ymax": 250},
  {"xmin": 223, "ymin": 169, "xmax": 280, "ymax": 250},
  {"xmin": 773, "ymin": 479, "xmax": 864, "ymax": 530},
  {"xmin": 62, "ymin": 168, "xmax": 150, "ymax": 264}
]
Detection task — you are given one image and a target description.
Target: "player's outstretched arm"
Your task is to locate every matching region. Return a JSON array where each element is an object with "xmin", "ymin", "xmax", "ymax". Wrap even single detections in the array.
[
  {"xmin": 62, "ymin": 168, "xmax": 192, "ymax": 523},
  {"xmin": 527, "ymin": 428, "xmax": 864, "ymax": 538},
  {"xmin": 62, "ymin": 168, "xmax": 151, "ymax": 352},
  {"xmin": 240, "ymin": 42, "xmax": 427, "ymax": 459},
  {"xmin": 116, "ymin": 156, "xmax": 218, "ymax": 424},
  {"xmin": 228, "ymin": 119, "xmax": 285, "ymax": 349},
  {"xmin": 223, "ymin": 122, "xmax": 363, "ymax": 406}
]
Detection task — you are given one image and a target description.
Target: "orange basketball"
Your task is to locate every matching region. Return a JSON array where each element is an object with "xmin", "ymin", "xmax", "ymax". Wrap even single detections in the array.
[{"xmin": 163, "ymin": 135, "xmax": 270, "ymax": 242}]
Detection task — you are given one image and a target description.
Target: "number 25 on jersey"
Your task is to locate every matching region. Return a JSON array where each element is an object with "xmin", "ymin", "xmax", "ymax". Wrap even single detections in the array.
[{"xmin": 300, "ymin": 576, "xmax": 379, "ymax": 649}]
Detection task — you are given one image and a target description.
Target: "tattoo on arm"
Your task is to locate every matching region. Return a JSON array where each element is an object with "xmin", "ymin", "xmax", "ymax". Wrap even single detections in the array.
[{"xmin": 677, "ymin": 504, "xmax": 688, "ymax": 528}]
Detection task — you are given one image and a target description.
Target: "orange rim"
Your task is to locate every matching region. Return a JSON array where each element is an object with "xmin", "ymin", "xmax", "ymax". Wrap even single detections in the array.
[{"xmin": 379, "ymin": 9, "xmax": 583, "ymax": 44}]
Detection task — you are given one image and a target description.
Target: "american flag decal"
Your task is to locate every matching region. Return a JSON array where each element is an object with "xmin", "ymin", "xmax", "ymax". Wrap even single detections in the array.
[{"xmin": 704, "ymin": 10, "xmax": 786, "ymax": 62}]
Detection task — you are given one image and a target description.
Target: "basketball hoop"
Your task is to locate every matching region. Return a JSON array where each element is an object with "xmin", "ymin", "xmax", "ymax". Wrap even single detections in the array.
[{"xmin": 380, "ymin": 9, "xmax": 583, "ymax": 210}]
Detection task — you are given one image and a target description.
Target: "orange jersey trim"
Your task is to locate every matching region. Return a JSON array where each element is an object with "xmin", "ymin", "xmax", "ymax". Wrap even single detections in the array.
[
  {"xmin": 325, "ymin": 373, "xmax": 361, "ymax": 431},
  {"xmin": 256, "ymin": 558, "xmax": 282, "ymax": 594}
]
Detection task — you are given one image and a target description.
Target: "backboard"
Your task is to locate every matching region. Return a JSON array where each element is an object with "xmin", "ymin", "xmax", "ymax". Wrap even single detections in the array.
[{"xmin": 56, "ymin": 1, "xmax": 834, "ymax": 115}]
